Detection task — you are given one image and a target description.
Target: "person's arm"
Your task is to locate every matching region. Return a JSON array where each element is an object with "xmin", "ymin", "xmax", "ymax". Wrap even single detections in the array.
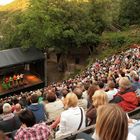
[{"xmin": 50, "ymin": 116, "xmax": 60, "ymax": 129}]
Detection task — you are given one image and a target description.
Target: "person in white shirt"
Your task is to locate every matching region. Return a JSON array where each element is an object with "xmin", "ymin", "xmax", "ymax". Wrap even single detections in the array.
[
  {"xmin": 56, "ymin": 92, "xmax": 86, "ymax": 138},
  {"xmin": 106, "ymin": 81, "xmax": 118, "ymax": 101}
]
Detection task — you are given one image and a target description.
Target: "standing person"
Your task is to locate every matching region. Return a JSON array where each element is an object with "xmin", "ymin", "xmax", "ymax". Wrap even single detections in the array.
[{"xmin": 56, "ymin": 92, "xmax": 86, "ymax": 138}]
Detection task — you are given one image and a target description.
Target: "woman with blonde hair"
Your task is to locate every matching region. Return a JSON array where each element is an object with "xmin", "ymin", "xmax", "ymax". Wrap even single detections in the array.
[
  {"xmin": 93, "ymin": 104, "xmax": 135, "ymax": 140},
  {"xmin": 86, "ymin": 90, "xmax": 108, "ymax": 126},
  {"xmin": 56, "ymin": 92, "xmax": 86, "ymax": 138}
]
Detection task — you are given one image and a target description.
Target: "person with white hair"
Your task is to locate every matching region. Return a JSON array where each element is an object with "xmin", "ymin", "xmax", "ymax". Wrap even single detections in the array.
[
  {"xmin": 0, "ymin": 103, "xmax": 21, "ymax": 132},
  {"xmin": 2, "ymin": 103, "xmax": 13, "ymax": 120},
  {"xmin": 110, "ymin": 77, "xmax": 138, "ymax": 112}
]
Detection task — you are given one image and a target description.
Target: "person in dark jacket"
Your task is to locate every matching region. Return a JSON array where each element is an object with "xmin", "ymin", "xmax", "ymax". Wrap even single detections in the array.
[
  {"xmin": 110, "ymin": 77, "xmax": 138, "ymax": 112},
  {"xmin": 132, "ymin": 75, "xmax": 140, "ymax": 91},
  {"xmin": 28, "ymin": 93, "xmax": 47, "ymax": 123}
]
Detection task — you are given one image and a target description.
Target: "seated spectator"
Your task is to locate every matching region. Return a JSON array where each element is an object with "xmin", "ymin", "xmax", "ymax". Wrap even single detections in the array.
[
  {"xmin": 87, "ymin": 82, "xmax": 99, "ymax": 108},
  {"xmin": 82, "ymin": 82, "xmax": 90, "ymax": 100},
  {"xmin": 93, "ymin": 104, "xmax": 136, "ymax": 140},
  {"xmin": 44, "ymin": 91, "xmax": 64, "ymax": 121},
  {"xmin": 110, "ymin": 77, "xmax": 138, "ymax": 112},
  {"xmin": 86, "ymin": 90, "xmax": 108, "ymax": 126},
  {"xmin": 14, "ymin": 103, "xmax": 22, "ymax": 115},
  {"xmin": 73, "ymin": 88, "xmax": 87, "ymax": 110},
  {"xmin": 56, "ymin": 92, "xmax": 86, "ymax": 138},
  {"xmin": 132, "ymin": 75, "xmax": 140, "ymax": 91},
  {"xmin": 28, "ymin": 93, "xmax": 47, "ymax": 123},
  {"xmin": 19, "ymin": 94, "xmax": 28, "ymax": 108},
  {"xmin": 15, "ymin": 109, "xmax": 51, "ymax": 140},
  {"xmin": 0, "ymin": 103, "xmax": 21, "ymax": 132},
  {"xmin": 106, "ymin": 81, "xmax": 118, "ymax": 101}
]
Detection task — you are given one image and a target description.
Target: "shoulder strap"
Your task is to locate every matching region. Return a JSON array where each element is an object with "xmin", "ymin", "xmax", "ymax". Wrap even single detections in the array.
[{"xmin": 77, "ymin": 107, "xmax": 83, "ymax": 130}]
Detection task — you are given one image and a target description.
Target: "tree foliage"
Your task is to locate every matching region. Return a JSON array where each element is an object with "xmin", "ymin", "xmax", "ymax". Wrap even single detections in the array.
[
  {"xmin": 1, "ymin": 0, "xmax": 106, "ymax": 53},
  {"xmin": 119, "ymin": 0, "xmax": 140, "ymax": 26}
]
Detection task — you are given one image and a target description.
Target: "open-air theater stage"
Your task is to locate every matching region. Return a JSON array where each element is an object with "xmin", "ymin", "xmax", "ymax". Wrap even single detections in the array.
[{"xmin": 0, "ymin": 47, "xmax": 46, "ymax": 97}]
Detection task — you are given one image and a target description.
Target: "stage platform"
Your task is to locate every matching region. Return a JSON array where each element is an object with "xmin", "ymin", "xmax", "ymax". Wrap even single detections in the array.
[{"xmin": 0, "ymin": 74, "xmax": 44, "ymax": 97}]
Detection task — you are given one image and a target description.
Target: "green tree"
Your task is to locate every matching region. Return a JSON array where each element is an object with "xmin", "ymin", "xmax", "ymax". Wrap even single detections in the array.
[
  {"xmin": 119, "ymin": 0, "xmax": 140, "ymax": 25},
  {"xmin": 8, "ymin": 0, "xmax": 106, "ymax": 53}
]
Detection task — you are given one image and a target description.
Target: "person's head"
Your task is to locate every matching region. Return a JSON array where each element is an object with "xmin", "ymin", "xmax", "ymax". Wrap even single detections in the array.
[
  {"xmin": 130, "ymin": 70, "xmax": 137, "ymax": 79},
  {"xmin": 76, "ymin": 82, "xmax": 84, "ymax": 91},
  {"xmin": 46, "ymin": 91, "xmax": 57, "ymax": 102},
  {"xmin": 96, "ymin": 104, "xmax": 128, "ymax": 140},
  {"xmin": 133, "ymin": 75, "xmax": 139, "ymax": 82},
  {"xmin": 119, "ymin": 77, "xmax": 131, "ymax": 92},
  {"xmin": 73, "ymin": 88, "xmax": 83, "ymax": 99},
  {"xmin": 18, "ymin": 109, "xmax": 36, "ymax": 127},
  {"xmin": 30, "ymin": 93, "xmax": 39, "ymax": 103},
  {"xmin": 15, "ymin": 103, "xmax": 22, "ymax": 112},
  {"xmin": 61, "ymin": 89, "xmax": 68, "ymax": 98},
  {"xmin": 65, "ymin": 92, "xmax": 78, "ymax": 108},
  {"xmin": 88, "ymin": 83, "xmax": 99, "ymax": 98},
  {"xmin": 98, "ymin": 81, "xmax": 104, "ymax": 89},
  {"xmin": 92, "ymin": 90, "xmax": 108, "ymax": 108},
  {"xmin": 107, "ymin": 80, "xmax": 115, "ymax": 90},
  {"xmin": 2, "ymin": 103, "xmax": 12, "ymax": 114}
]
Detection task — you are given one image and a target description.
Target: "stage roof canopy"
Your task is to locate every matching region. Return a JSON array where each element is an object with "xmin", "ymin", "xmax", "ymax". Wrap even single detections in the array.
[{"xmin": 0, "ymin": 47, "xmax": 45, "ymax": 68}]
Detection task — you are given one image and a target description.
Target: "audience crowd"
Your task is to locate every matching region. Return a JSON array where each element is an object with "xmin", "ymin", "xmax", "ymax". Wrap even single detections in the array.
[{"xmin": 0, "ymin": 45, "xmax": 140, "ymax": 140}]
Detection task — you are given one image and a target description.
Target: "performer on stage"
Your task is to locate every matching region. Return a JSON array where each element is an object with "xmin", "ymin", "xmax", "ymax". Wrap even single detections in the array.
[
  {"xmin": 17, "ymin": 74, "xmax": 20, "ymax": 86},
  {"xmin": 20, "ymin": 73, "xmax": 24, "ymax": 84},
  {"xmin": 13, "ymin": 74, "xmax": 17, "ymax": 87},
  {"xmin": 9, "ymin": 76, "xmax": 13, "ymax": 88}
]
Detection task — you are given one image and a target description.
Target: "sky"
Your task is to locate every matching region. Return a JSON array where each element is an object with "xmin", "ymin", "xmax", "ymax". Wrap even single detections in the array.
[{"xmin": 0, "ymin": 0, "xmax": 15, "ymax": 6}]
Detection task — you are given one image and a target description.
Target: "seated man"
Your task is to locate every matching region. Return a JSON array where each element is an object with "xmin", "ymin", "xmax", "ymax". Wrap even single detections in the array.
[
  {"xmin": 0, "ymin": 103, "xmax": 21, "ymax": 132},
  {"xmin": 110, "ymin": 77, "xmax": 138, "ymax": 112},
  {"xmin": 73, "ymin": 88, "xmax": 87, "ymax": 111},
  {"xmin": 28, "ymin": 93, "xmax": 47, "ymax": 123},
  {"xmin": 15, "ymin": 109, "xmax": 51, "ymax": 140}
]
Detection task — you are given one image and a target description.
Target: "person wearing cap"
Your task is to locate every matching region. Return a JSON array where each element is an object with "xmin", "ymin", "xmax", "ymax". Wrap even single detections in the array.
[{"xmin": 110, "ymin": 77, "xmax": 138, "ymax": 112}]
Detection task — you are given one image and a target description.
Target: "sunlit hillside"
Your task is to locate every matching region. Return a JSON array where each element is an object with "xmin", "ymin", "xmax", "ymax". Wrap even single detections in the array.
[{"xmin": 0, "ymin": 0, "xmax": 29, "ymax": 12}]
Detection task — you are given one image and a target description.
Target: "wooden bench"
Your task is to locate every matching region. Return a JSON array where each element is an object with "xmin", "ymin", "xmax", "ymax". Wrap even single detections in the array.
[{"xmin": 56, "ymin": 124, "xmax": 95, "ymax": 140}]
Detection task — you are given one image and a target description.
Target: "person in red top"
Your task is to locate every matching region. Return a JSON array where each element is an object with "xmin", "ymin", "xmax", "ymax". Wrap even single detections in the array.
[{"xmin": 110, "ymin": 77, "xmax": 138, "ymax": 112}]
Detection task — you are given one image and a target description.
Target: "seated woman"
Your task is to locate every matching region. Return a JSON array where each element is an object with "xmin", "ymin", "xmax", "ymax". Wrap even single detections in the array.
[
  {"xmin": 55, "ymin": 92, "xmax": 86, "ymax": 138},
  {"xmin": 93, "ymin": 104, "xmax": 136, "ymax": 140},
  {"xmin": 14, "ymin": 109, "xmax": 51, "ymax": 140},
  {"xmin": 86, "ymin": 90, "xmax": 108, "ymax": 126}
]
